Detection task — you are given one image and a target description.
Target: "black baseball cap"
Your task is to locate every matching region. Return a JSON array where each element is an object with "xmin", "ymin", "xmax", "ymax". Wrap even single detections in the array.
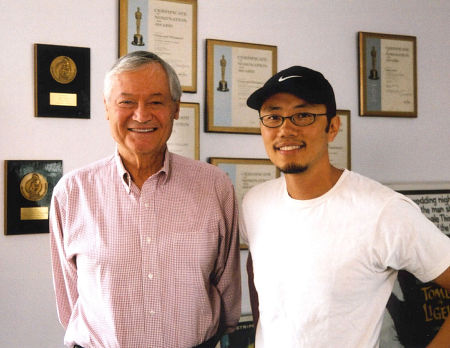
[{"xmin": 246, "ymin": 66, "xmax": 336, "ymax": 116}]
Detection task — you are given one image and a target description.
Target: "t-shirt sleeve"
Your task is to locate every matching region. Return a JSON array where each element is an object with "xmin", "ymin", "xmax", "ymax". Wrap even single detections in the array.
[
  {"xmin": 239, "ymin": 207, "xmax": 249, "ymax": 246},
  {"xmin": 375, "ymin": 197, "xmax": 450, "ymax": 283},
  {"xmin": 240, "ymin": 191, "xmax": 254, "ymax": 246}
]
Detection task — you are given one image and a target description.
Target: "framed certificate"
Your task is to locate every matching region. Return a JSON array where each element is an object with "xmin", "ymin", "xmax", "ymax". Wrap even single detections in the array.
[
  {"xmin": 206, "ymin": 39, "xmax": 277, "ymax": 134},
  {"xmin": 119, "ymin": 0, "xmax": 197, "ymax": 92},
  {"xmin": 4, "ymin": 160, "xmax": 63, "ymax": 235},
  {"xmin": 329, "ymin": 110, "xmax": 351, "ymax": 170},
  {"xmin": 209, "ymin": 158, "xmax": 280, "ymax": 249},
  {"xmin": 34, "ymin": 44, "xmax": 90, "ymax": 118},
  {"xmin": 167, "ymin": 102, "xmax": 199, "ymax": 159},
  {"xmin": 358, "ymin": 32, "xmax": 417, "ymax": 117}
]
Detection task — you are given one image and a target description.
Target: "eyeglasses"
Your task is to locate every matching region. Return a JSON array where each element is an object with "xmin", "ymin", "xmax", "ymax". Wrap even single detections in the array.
[{"xmin": 259, "ymin": 112, "xmax": 328, "ymax": 128}]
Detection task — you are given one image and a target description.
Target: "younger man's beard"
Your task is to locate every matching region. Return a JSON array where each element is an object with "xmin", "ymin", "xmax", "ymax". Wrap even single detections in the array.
[{"xmin": 279, "ymin": 164, "xmax": 308, "ymax": 174}]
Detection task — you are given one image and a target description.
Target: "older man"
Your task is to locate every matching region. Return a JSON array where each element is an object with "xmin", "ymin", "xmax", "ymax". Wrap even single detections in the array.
[
  {"xmin": 241, "ymin": 65, "xmax": 450, "ymax": 347},
  {"xmin": 50, "ymin": 51, "xmax": 241, "ymax": 348}
]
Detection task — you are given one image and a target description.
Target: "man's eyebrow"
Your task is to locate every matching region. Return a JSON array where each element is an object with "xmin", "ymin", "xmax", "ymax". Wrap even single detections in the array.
[
  {"xmin": 262, "ymin": 103, "xmax": 310, "ymax": 112},
  {"xmin": 117, "ymin": 92, "xmax": 134, "ymax": 98},
  {"xmin": 149, "ymin": 93, "xmax": 164, "ymax": 97},
  {"xmin": 117, "ymin": 92, "xmax": 164, "ymax": 97},
  {"xmin": 292, "ymin": 103, "xmax": 311, "ymax": 110},
  {"xmin": 263, "ymin": 105, "xmax": 281, "ymax": 112}
]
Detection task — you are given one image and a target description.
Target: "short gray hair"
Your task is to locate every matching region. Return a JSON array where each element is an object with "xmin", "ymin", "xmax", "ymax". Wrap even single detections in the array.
[{"xmin": 104, "ymin": 51, "xmax": 182, "ymax": 102}]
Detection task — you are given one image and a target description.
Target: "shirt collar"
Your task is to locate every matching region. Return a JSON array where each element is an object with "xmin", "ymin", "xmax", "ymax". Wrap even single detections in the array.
[
  {"xmin": 159, "ymin": 148, "xmax": 171, "ymax": 184},
  {"xmin": 114, "ymin": 148, "xmax": 132, "ymax": 194},
  {"xmin": 114, "ymin": 147, "xmax": 171, "ymax": 194}
]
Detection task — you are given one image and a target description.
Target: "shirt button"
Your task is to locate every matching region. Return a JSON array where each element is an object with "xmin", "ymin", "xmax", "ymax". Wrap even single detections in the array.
[
  {"xmin": 146, "ymin": 236, "xmax": 152, "ymax": 243},
  {"xmin": 144, "ymin": 202, "xmax": 150, "ymax": 208},
  {"xmin": 150, "ymin": 310, "xmax": 155, "ymax": 315},
  {"xmin": 148, "ymin": 273, "xmax": 154, "ymax": 280}
]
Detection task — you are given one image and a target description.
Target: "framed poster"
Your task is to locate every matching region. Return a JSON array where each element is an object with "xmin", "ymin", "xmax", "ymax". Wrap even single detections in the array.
[
  {"xmin": 4, "ymin": 160, "xmax": 63, "ymax": 235},
  {"xmin": 209, "ymin": 158, "xmax": 280, "ymax": 249},
  {"xmin": 358, "ymin": 32, "xmax": 417, "ymax": 117},
  {"xmin": 219, "ymin": 315, "xmax": 255, "ymax": 348},
  {"xmin": 206, "ymin": 39, "xmax": 277, "ymax": 134},
  {"xmin": 167, "ymin": 102, "xmax": 199, "ymax": 159},
  {"xmin": 119, "ymin": 0, "xmax": 197, "ymax": 92},
  {"xmin": 380, "ymin": 187, "xmax": 450, "ymax": 347},
  {"xmin": 34, "ymin": 44, "xmax": 90, "ymax": 118},
  {"xmin": 329, "ymin": 110, "xmax": 351, "ymax": 170}
]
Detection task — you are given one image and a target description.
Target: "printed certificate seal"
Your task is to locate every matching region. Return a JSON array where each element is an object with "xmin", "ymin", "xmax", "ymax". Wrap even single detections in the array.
[
  {"xmin": 20, "ymin": 172, "xmax": 48, "ymax": 202},
  {"xmin": 50, "ymin": 56, "xmax": 77, "ymax": 84}
]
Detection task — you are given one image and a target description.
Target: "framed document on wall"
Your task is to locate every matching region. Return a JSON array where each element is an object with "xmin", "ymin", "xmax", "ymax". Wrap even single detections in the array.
[
  {"xmin": 329, "ymin": 110, "xmax": 351, "ymax": 170},
  {"xmin": 358, "ymin": 32, "xmax": 417, "ymax": 117},
  {"xmin": 209, "ymin": 157, "xmax": 280, "ymax": 249},
  {"xmin": 119, "ymin": 0, "xmax": 197, "ymax": 92},
  {"xmin": 167, "ymin": 102, "xmax": 199, "ymax": 159},
  {"xmin": 206, "ymin": 39, "xmax": 277, "ymax": 134},
  {"xmin": 209, "ymin": 158, "xmax": 280, "ymax": 205}
]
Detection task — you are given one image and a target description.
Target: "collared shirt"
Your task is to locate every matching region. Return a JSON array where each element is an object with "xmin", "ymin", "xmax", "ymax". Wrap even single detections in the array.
[{"xmin": 50, "ymin": 150, "xmax": 241, "ymax": 348}]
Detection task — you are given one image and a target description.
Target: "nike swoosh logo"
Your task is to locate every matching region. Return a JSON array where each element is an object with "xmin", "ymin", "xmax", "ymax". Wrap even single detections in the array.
[{"xmin": 278, "ymin": 75, "xmax": 302, "ymax": 82}]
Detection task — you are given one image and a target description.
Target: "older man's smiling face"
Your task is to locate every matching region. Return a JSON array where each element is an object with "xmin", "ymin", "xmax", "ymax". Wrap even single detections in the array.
[{"xmin": 104, "ymin": 62, "xmax": 179, "ymax": 164}]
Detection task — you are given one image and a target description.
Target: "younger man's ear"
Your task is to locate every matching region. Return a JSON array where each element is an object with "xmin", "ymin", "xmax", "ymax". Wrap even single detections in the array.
[{"xmin": 327, "ymin": 115, "xmax": 340, "ymax": 143}]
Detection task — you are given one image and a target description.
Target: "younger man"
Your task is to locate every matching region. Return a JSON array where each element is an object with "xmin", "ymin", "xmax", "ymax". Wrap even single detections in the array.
[{"xmin": 241, "ymin": 66, "xmax": 450, "ymax": 347}]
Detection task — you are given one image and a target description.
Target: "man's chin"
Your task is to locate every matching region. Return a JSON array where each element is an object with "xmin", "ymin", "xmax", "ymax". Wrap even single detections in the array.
[{"xmin": 279, "ymin": 164, "xmax": 308, "ymax": 174}]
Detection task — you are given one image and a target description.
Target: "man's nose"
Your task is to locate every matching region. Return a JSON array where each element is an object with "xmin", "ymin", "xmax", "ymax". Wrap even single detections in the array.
[
  {"xmin": 133, "ymin": 102, "xmax": 153, "ymax": 123},
  {"xmin": 278, "ymin": 116, "xmax": 298, "ymax": 136}
]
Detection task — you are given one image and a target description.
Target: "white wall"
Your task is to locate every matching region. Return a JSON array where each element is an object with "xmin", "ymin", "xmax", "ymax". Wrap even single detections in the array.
[{"xmin": 0, "ymin": 1, "xmax": 449, "ymax": 346}]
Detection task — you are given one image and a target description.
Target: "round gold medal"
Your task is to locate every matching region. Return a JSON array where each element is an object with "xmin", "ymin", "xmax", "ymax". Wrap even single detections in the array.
[
  {"xmin": 50, "ymin": 56, "xmax": 77, "ymax": 84},
  {"xmin": 20, "ymin": 172, "xmax": 48, "ymax": 202}
]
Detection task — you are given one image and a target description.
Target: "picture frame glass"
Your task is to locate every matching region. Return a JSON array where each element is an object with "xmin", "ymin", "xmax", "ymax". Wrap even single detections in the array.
[
  {"xmin": 167, "ymin": 102, "xmax": 199, "ymax": 160},
  {"xmin": 210, "ymin": 158, "xmax": 280, "ymax": 249},
  {"xmin": 119, "ymin": 0, "xmax": 197, "ymax": 92},
  {"xmin": 206, "ymin": 39, "xmax": 277, "ymax": 134},
  {"xmin": 359, "ymin": 32, "xmax": 417, "ymax": 117}
]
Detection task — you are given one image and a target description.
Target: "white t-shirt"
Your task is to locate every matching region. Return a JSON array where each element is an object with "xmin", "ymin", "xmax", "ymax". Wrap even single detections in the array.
[{"xmin": 240, "ymin": 170, "xmax": 450, "ymax": 348}]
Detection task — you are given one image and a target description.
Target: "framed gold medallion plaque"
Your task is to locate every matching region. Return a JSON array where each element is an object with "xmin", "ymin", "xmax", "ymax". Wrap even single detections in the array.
[
  {"xmin": 4, "ymin": 160, "xmax": 63, "ymax": 235},
  {"xmin": 34, "ymin": 43, "xmax": 90, "ymax": 118}
]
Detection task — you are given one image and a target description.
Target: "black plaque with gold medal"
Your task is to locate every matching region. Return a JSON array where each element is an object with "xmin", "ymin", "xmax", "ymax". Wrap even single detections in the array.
[
  {"xmin": 34, "ymin": 43, "xmax": 90, "ymax": 118},
  {"xmin": 5, "ymin": 160, "xmax": 63, "ymax": 235}
]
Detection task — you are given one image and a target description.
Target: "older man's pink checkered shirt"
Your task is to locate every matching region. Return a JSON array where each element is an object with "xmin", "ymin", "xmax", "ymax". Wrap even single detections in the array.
[{"xmin": 50, "ymin": 151, "xmax": 241, "ymax": 348}]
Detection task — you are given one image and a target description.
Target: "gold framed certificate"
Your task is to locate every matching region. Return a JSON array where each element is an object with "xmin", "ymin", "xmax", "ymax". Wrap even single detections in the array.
[
  {"xmin": 206, "ymin": 39, "xmax": 277, "ymax": 134},
  {"xmin": 358, "ymin": 32, "xmax": 417, "ymax": 117},
  {"xmin": 167, "ymin": 102, "xmax": 199, "ymax": 159},
  {"xmin": 4, "ymin": 160, "xmax": 63, "ymax": 235},
  {"xmin": 209, "ymin": 157, "xmax": 280, "ymax": 249},
  {"xmin": 119, "ymin": 0, "xmax": 197, "ymax": 92},
  {"xmin": 329, "ymin": 110, "xmax": 351, "ymax": 170}
]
